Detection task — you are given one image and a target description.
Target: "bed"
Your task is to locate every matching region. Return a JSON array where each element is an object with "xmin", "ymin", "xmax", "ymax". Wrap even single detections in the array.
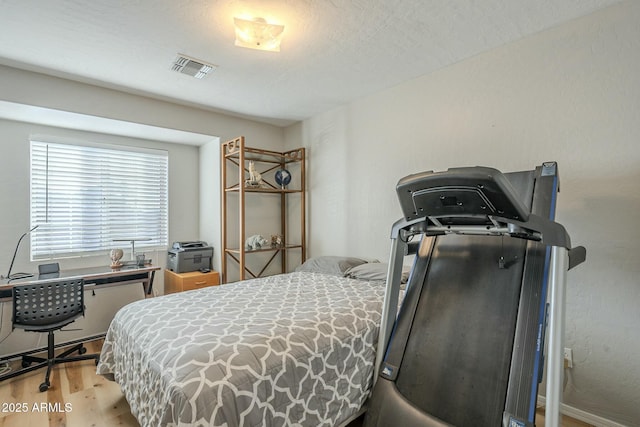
[{"xmin": 97, "ymin": 257, "xmax": 405, "ymax": 426}]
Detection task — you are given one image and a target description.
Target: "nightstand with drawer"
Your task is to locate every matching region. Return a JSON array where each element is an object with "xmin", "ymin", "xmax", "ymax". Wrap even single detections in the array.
[{"xmin": 164, "ymin": 270, "xmax": 220, "ymax": 294}]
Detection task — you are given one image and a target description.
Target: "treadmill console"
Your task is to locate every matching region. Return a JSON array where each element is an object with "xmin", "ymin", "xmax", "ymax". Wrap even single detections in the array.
[{"xmin": 396, "ymin": 166, "xmax": 530, "ymax": 224}]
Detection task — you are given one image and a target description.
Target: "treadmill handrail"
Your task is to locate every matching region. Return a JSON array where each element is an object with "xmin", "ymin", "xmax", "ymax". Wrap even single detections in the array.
[{"xmin": 390, "ymin": 212, "xmax": 573, "ymax": 249}]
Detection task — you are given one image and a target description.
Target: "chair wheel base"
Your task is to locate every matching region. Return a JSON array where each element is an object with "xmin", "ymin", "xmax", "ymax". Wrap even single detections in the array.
[{"xmin": 39, "ymin": 382, "xmax": 49, "ymax": 392}]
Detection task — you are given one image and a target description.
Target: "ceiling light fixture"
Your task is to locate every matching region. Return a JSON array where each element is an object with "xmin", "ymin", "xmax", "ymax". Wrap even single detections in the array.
[{"xmin": 234, "ymin": 17, "xmax": 284, "ymax": 52}]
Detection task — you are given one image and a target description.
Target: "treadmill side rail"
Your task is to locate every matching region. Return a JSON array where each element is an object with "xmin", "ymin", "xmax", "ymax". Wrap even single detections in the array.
[
  {"xmin": 545, "ymin": 246, "xmax": 569, "ymax": 427},
  {"xmin": 375, "ymin": 233, "xmax": 408, "ymax": 381}
]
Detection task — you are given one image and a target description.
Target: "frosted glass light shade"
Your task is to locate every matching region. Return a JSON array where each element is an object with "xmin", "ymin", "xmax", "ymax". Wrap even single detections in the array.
[{"xmin": 234, "ymin": 17, "xmax": 284, "ymax": 52}]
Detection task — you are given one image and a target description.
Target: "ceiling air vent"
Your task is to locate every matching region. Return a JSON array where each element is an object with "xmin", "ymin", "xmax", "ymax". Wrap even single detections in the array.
[{"xmin": 171, "ymin": 54, "xmax": 216, "ymax": 79}]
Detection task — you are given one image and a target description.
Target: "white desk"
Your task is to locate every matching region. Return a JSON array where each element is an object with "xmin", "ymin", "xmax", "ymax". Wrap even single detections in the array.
[{"xmin": 0, "ymin": 264, "xmax": 160, "ymax": 301}]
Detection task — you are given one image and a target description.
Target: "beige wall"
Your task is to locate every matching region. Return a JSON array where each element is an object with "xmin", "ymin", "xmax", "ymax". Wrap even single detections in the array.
[{"xmin": 286, "ymin": 2, "xmax": 640, "ymax": 425}]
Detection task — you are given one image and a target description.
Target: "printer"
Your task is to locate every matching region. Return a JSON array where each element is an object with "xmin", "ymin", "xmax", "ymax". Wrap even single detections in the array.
[{"xmin": 167, "ymin": 241, "xmax": 213, "ymax": 273}]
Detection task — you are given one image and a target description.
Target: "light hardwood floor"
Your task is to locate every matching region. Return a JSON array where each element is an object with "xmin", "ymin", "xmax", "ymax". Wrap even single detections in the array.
[
  {"xmin": 535, "ymin": 410, "xmax": 595, "ymax": 427},
  {"xmin": 0, "ymin": 339, "xmax": 593, "ymax": 427},
  {"xmin": 0, "ymin": 339, "xmax": 137, "ymax": 427}
]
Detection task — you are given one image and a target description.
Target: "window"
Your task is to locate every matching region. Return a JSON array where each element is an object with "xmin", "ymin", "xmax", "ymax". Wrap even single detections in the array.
[{"xmin": 30, "ymin": 140, "xmax": 168, "ymax": 260}]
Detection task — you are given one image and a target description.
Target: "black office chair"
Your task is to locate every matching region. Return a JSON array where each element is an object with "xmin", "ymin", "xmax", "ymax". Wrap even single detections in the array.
[{"xmin": 6, "ymin": 278, "xmax": 99, "ymax": 392}]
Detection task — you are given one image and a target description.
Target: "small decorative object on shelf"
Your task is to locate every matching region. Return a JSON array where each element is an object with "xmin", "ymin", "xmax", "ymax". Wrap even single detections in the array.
[
  {"xmin": 271, "ymin": 234, "xmax": 283, "ymax": 248},
  {"xmin": 245, "ymin": 160, "xmax": 263, "ymax": 188},
  {"xmin": 245, "ymin": 234, "xmax": 268, "ymax": 250},
  {"xmin": 110, "ymin": 248, "xmax": 124, "ymax": 268},
  {"xmin": 275, "ymin": 169, "xmax": 291, "ymax": 189}
]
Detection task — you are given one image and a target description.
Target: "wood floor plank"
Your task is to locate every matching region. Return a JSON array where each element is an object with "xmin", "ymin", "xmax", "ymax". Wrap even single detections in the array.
[
  {"xmin": 66, "ymin": 387, "xmax": 102, "ymax": 427},
  {"xmin": 46, "ymin": 367, "xmax": 68, "ymax": 427},
  {"xmin": 64, "ymin": 360, "xmax": 86, "ymax": 395}
]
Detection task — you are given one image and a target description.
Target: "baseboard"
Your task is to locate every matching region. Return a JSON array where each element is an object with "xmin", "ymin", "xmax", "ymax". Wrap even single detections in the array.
[
  {"xmin": 537, "ymin": 396, "xmax": 630, "ymax": 427},
  {"xmin": 0, "ymin": 333, "xmax": 105, "ymax": 362}
]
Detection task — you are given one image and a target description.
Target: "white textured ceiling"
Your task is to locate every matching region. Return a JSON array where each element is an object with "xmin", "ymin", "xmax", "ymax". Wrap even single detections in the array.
[{"xmin": 0, "ymin": 0, "xmax": 623, "ymax": 127}]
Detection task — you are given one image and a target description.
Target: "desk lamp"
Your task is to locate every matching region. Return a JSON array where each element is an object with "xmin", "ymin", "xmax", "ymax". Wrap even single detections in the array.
[{"xmin": 2, "ymin": 225, "xmax": 38, "ymax": 281}]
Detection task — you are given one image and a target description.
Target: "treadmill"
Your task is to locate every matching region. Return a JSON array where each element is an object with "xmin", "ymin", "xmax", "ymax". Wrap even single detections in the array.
[{"xmin": 364, "ymin": 162, "xmax": 585, "ymax": 427}]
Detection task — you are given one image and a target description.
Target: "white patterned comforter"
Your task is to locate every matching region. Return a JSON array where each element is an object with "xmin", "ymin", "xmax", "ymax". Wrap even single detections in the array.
[{"xmin": 97, "ymin": 272, "xmax": 387, "ymax": 426}]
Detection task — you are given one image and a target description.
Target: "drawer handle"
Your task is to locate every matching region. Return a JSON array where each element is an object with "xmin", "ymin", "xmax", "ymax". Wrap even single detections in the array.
[{"xmin": 194, "ymin": 281, "xmax": 207, "ymax": 285}]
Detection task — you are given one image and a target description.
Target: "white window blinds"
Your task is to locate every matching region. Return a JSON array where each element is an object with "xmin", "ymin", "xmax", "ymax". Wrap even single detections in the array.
[{"xmin": 30, "ymin": 140, "xmax": 168, "ymax": 259}]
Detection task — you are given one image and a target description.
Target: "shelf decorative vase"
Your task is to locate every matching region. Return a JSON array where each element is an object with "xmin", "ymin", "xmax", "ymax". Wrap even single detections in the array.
[{"xmin": 275, "ymin": 169, "xmax": 291, "ymax": 189}]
